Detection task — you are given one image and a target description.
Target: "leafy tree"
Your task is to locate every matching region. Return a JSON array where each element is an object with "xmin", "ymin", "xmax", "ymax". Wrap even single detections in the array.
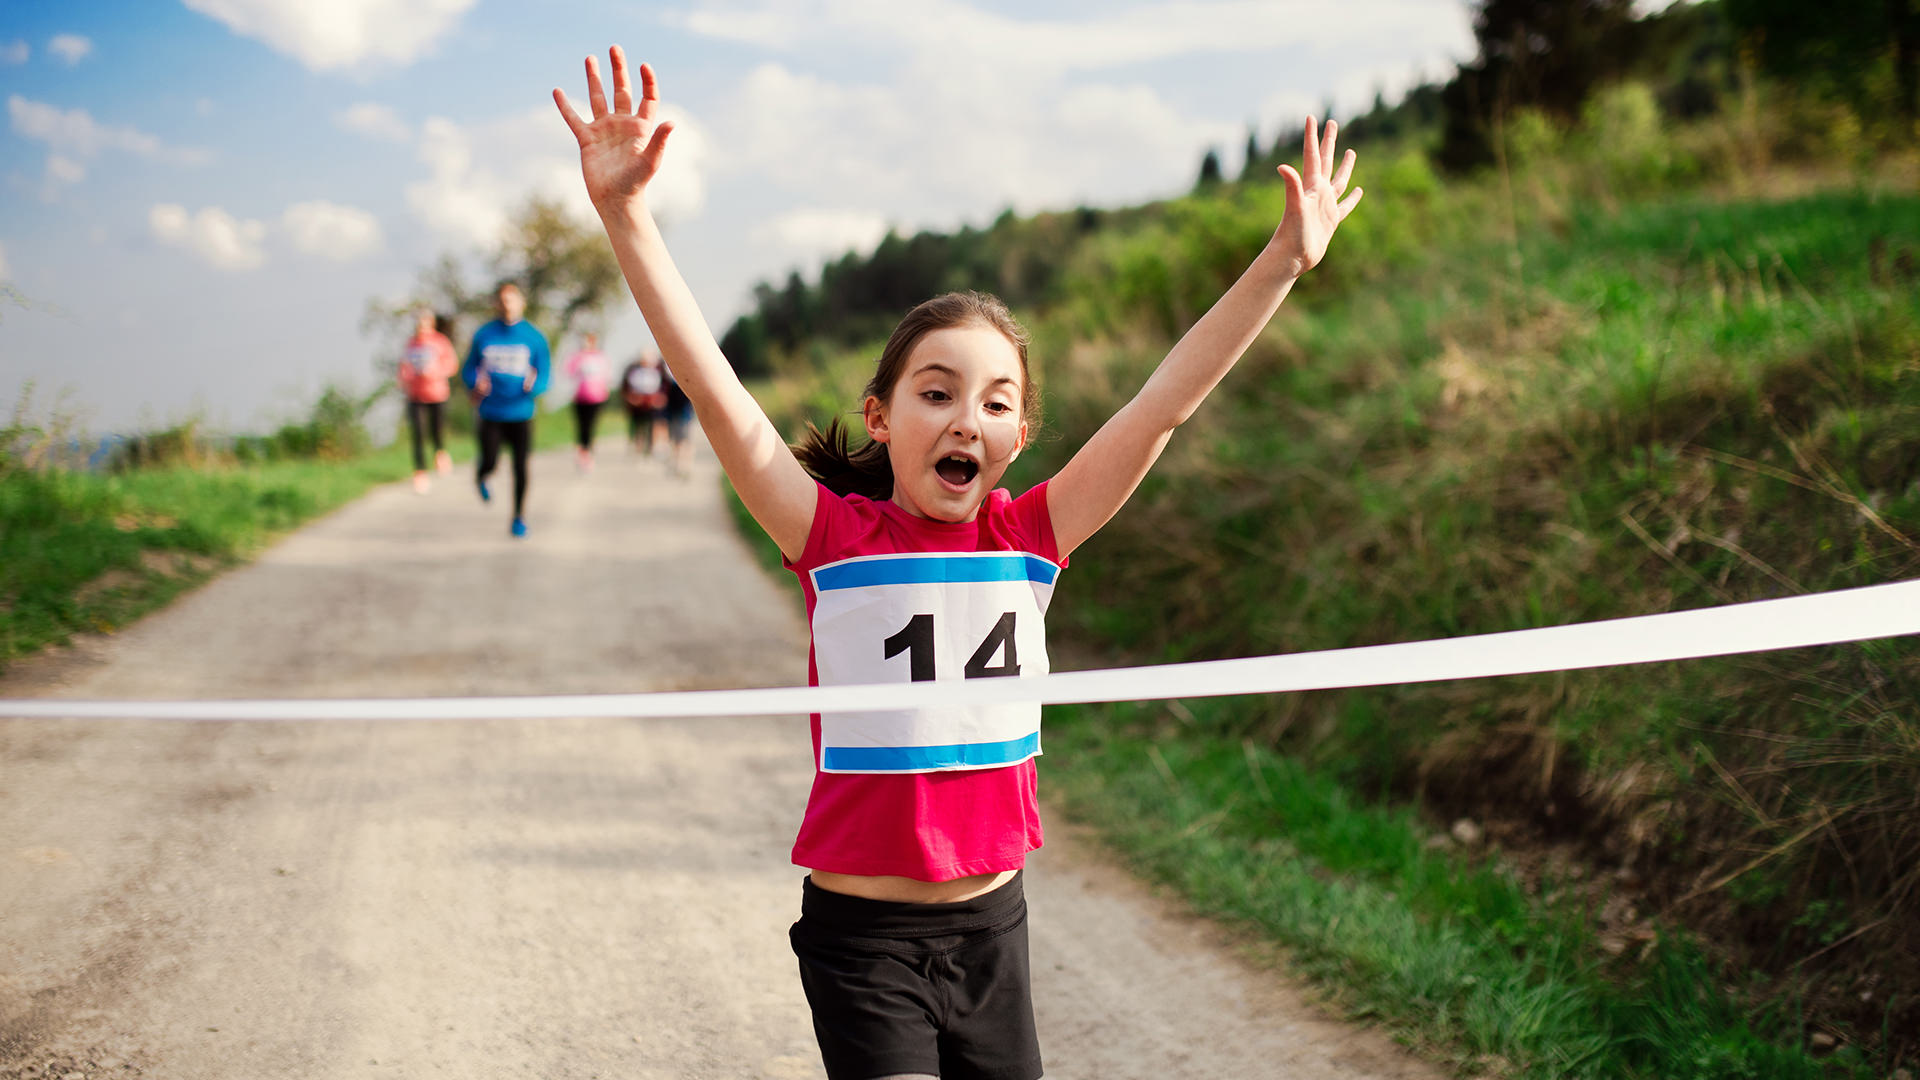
[
  {"xmin": 366, "ymin": 195, "xmax": 624, "ymax": 360},
  {"xmin": 1339, "ymin": 84, "xmax": 1447, "ymax": 148},
  {"xmin": 718, "ymin": 312, "xmax": 769, "ymax": 377},
  {"xmin": 1239, "ymin": 128, "xmax": 1264, "ymax": 180},
  {"xmin": 1438, "ymin": 0, "xmax": 1640, "ymax": 172},
  {"xmin": 1195, "ymin": 147, "xmax": 1225, "ymax": 190},
  {"xmin": 499, "ymin": 196, "xmax": 624, "ymax": 339},
  {"xmin": 1725, "ymin": 0, "xmax": 1919, "ymax": 130}
]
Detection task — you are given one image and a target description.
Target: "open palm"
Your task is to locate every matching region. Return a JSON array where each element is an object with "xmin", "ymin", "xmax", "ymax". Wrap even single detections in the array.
[
  {"xmin": 1274, "ymin": 119, "xmax": 1362, "ymax": 276},
  {"xmin": 554, "ymin": 46, "xmax": 675, "ymax": 213}
]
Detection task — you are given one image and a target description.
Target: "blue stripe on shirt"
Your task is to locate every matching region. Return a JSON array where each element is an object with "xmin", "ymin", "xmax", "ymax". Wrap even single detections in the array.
[
  {"xmin": 813, "ymin": 553, "xmax": 1058, "ymax": 591},
  {"xmin": 822, "ymin": 732, "xmax": 1040, "ymax": 772}
]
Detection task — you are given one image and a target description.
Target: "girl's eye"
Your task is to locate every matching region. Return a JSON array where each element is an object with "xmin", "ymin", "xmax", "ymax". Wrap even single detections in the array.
[
  {"xmin": 984, "ymin": 402, "xmax": 1012, "ymax": 415},
  {"xmin": 922, "ymin": 390, "xmax": 949, "ymax": 403}
]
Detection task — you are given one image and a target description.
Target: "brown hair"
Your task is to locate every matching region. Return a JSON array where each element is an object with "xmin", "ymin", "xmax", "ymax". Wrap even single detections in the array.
[{"xmin": 792, "ymin": 291, "xmax": 1040, "ymax": 499}]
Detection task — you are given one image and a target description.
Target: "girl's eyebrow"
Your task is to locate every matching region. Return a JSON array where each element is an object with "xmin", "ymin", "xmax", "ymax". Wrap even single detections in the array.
[{"xmin": 910, "ymin": 362, "xmax": 1018, "ymax": 389}]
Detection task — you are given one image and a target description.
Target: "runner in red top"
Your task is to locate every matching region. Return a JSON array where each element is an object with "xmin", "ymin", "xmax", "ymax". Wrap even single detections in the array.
[
  {"xmin": 557, "ymin": 47, "xmax": 1362, "ymax": 1080},
  {"xmin": 397, "ymin": 306, "xmax": 458, "ymax": 493}
]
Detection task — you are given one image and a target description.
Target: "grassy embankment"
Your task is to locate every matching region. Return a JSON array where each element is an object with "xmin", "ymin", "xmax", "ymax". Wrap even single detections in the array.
[
  {"xmin": 729, "ymin": 90, "xmax": 1920, "ymax": 1077},
  {"xmin": 0, "ymin": 368, "xmax": 630, "ymax": 676},
  {"xmin": 0, "ymin": 437, "xmax": 414, "ymax": 670}
]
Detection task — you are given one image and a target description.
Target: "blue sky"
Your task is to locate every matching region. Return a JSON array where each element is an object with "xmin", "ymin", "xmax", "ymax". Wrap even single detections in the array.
[{"xmin": 1, "ymin": 0, "xmax": 1476, "ymax": 435}]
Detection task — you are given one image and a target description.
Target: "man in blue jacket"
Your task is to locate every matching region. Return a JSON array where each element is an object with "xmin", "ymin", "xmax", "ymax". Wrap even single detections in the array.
[{"xmin": 462, "ymin": 281, "xmax": 551, "ymax": 538}]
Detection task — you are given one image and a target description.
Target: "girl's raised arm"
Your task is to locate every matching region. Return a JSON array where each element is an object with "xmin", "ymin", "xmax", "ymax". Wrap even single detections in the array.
[
  {"xmin": 555, "ymin": 47, "xmax": 817, "ymax": 560},
  {"xmin": 1045, "ymin": 118, "xmax": 1362, "ymax": 559}
]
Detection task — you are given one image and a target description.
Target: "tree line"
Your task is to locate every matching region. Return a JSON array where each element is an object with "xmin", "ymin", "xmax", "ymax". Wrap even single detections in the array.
[{"xmin": 717, "ymin": 0, "xmax": 1917, "ymax": 377}]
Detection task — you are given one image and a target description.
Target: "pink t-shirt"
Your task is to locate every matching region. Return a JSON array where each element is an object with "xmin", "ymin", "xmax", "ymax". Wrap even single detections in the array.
[
  {"xmin": 565, "ymin": 349, "xmax": 613, "ymax": 404},
  {"xmin": 785, "ymin": 481, "xmax": 1064, "ymax": 881},
  {"xmin": 398, "ymin": 331, "xmax": 458, "ymax": 404}
]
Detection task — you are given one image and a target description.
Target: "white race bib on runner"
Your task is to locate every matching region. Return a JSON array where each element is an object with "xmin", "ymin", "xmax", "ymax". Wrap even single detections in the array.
[
  {"xmin": 809, "ymin": 551, "xmax": 1059, "ymax": 774},
  {"xmin": 482, "ymin": 344, "xmax": 532, "ymax": 378},
  {"xmin": 627, "ymin": 367, "xmax": 662, "ymax": 394}
]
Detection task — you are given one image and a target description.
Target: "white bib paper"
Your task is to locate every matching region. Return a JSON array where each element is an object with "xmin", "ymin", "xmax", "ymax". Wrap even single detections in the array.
[
  {"xmin": 482, "ymin": 344, "xmax": 532, "ymax": 378},
  {"xmin": 809, "ymin": 551, "xmax": 1059, "ymax": 774}
]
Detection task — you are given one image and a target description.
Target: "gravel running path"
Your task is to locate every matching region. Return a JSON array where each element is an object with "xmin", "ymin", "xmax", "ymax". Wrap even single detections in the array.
[{"xmin": 0, "ymin": 436, "xmax": 1443, "ymax": 1080}]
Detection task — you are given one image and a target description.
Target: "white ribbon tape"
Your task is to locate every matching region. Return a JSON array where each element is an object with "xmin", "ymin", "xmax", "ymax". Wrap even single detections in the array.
[{"xmin": 2, "ymin": 581, "xmax": 1915, "ymax": 722}]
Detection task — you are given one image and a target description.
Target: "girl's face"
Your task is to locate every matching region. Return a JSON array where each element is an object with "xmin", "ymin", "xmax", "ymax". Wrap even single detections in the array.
[{"xmin": 865, "ymin": 323, "xmax": 1028, "ymax": 523}]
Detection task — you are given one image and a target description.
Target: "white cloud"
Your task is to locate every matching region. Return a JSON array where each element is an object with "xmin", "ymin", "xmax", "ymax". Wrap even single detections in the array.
[
  {"xmin": 8, "ymin": 95, "xmax": 208, "ymax": 164},
  {"xmin": 180, "ymin": 0, "xmax": 477, "ymax": 71},
  {"xmin": 45, "ymin": 154, "xmax": 85, "ymax": 185},
  {"xmin": 753, "ymin": 209, "xmax": 891, "ymax": 267},
  {"xmin": 405, "ymin": 106, "xmax": 707, "ymax": 250},
  {"xmin": 149, "ymin": 203, "xmax": 268, "ymax": 270},
  {"xmin": 673, "ymin": 1, "xmax": 1472, "ymax": 250},
  {"xmin": 718, "ymin": 62, "xmax": 1236, "ymax": 222},
  {"xmin": 720, "ymin": 65, "xmax": 914, "ymax": 191},
  {"xmin": 48, "ymin": 34, "xmax": 93, "ymax": 65},
  {"xmin": 0, "ymin": 241, "xmax": 10, "ymax": 281},
  {"xmin": 669, "ymin": 0, "xmax": 1464, "ymax": 72},
  {"xmin": 282, "ymin": 200, "xmax": 384, "ymax": 261},
  {"xmin": 335, "ymin": 101, "xmax": 410, "ymax": 142},
  {"xmin": 1, "ymin": 39, "xmax": 27, "ymax": 65}
]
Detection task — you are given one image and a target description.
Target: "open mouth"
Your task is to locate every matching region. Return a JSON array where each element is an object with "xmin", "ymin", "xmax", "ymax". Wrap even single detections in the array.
[{"xmin": 934, "ymin": 454, "xmax": 979, "ymax": 487}]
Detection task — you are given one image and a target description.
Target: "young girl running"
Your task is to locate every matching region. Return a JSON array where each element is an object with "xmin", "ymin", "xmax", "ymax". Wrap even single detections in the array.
[{"xmin": 555, "ymin": 47, "xmax": 1360, "ymax": 1080}]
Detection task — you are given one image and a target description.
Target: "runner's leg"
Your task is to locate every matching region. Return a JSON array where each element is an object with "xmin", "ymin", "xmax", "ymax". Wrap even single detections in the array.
[
  {"xmin": 431, "ymin": 402, "xmax": 452, "ymax": 473},
  {"xmin": 581, "ymin": 401, "xmax": 602, "ymax": 448},
  {"xmin": 407, "ymin": 401, "xmax": 428, "ymax": 472},
  {"xmin": 477, "ymin": 418, "xmax": 502, "ymax": 501},
  {"xmin": 508, "ymin": 419, "xmax": 532, "ymax": 519}
]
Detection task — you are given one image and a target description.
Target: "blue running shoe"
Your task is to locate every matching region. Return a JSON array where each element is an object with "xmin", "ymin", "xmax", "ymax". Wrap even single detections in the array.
[
  {"xmin": 510, "ymin": 517, "xmax": 528, "ymax": 538},
  {"xmin": 477, "ymin": 478, "xmax": 491, "ymax": 503}
]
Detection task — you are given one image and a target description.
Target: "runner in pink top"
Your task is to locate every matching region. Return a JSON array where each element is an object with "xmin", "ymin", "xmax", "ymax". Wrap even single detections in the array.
[
  {"xmin": 398, "ymin": 307, "xmax": 458, "ymax": 492},
  {"xmin": 563, "ymin": 332, "xmax": 612, "ymax": 470},
  {"xmin": 558, "ymin": 47, "xmax": 1362, "ymax": 1080}
]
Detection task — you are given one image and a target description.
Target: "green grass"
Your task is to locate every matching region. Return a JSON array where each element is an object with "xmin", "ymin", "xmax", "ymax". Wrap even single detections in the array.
[
  {"xmin": 0, "ymin": 445, "xmax": 412, "ymax": 668},
  {"xmin": 1044, "ymin": 703, "xmax": 1876, "ymax": 1079}
]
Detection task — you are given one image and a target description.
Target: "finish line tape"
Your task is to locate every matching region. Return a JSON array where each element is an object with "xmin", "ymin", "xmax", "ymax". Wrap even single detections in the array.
[{"xmin": 2, "ymin": 580, "xmax": 1915, "ymax": 722}]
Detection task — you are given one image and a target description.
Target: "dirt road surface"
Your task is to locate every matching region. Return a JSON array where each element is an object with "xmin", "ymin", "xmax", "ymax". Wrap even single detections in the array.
[{"xmin": 1, "ymin": 439, "xmax": 1443, "ymax": 1080}]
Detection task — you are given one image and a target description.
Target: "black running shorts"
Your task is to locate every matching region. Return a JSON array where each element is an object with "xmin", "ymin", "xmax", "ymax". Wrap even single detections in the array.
[{"xmin": 790, "ymin": 871, "xmax": 1043, "ymax": 1080}]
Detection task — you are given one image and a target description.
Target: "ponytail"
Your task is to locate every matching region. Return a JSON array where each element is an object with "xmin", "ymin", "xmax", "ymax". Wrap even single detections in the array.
[{"xmin": 793, "ymin": 416, "xmax": 893, "ymax": 499}]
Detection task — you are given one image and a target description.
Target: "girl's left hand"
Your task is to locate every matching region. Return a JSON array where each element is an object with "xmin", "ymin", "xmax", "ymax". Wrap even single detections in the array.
[{"xmin": 1273, "ymin": 118, "xmax": 1362, "ymax": 277}]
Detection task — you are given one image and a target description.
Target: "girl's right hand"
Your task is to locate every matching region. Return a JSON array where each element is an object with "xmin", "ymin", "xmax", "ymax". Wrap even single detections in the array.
[{"xmin": 554, "ymin": 47, "xmax": 675, "ymax": 216}]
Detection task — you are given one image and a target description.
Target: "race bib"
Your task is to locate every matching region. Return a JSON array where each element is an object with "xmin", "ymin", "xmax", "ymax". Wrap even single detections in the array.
[
  {"xmin": 627, "ymin": 366, "xmax": 663, "ymax": 395},
  {"xmin": 482, "ymin": 344, "xmax": 532, "ymax": 378},
  {"xmin": 809, "ymin": 551, "xmax": 1058, "ymax": 774}
]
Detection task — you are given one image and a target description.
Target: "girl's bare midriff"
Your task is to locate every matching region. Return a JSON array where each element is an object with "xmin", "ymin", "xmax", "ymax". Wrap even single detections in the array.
[{"xmin": 809, "ymin": 868, "xmax": 1018, "ymax": 904}]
